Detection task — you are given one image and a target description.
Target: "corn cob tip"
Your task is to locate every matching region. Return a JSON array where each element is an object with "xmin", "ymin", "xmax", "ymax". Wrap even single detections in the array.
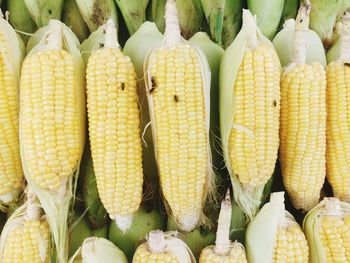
[
  {"xmin": 175, "ymin": 212, "xmax": 200, "ymax": 232},
  {"xmin": 164, "ymin": 0, "xmax": 181, "ymax": 45},
  {"xmin": 105, "ymin": 19, "xmax": 119, "ymax": 49},
  {"xmin": 114, "ymin": 215, "xmax": 133, "ymax": 233}
]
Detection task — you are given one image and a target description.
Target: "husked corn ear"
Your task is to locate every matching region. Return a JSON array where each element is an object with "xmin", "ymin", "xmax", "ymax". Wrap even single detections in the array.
[
  {"xmin": 279, "ymin": 62, "xmax": 326, "ymax": 211},
  {"xmin": 132, "ymin": 243, "xmax": 180, "ymax": 263},
  {"xmin": 86, "ymin": 44, "xmax": 143, "ymax": 227},
  {"xmin": 228, "ymin": 43, "xmax": 280, "ymax": 189},
  {"xmin": 20, "ymin": 49, "xmax": 82, "ymax": 192},
  {"xmin": 3, "ymin": 218, "xmax": 49, "ymax": 263},
  {"xmin": 199, "ymin": 242, "xmax": 247, "ymax": 263},
  {"xmin": 273, "ymin": 222, "xmax": 309, "ymax": 262},
  {"xmin": 0, "ymin": 30, "xmax": 23, "ymax": 204},
  {"xmin": 303, "ymin": 197, "xmax": 350, "ymax": 263},
  {"xmin": 319, "ymin": 214, "xmax": 350, "ymax": 262},
  {"xmin": 0, "ymin": 196, "xmax": 50, "ymax": 263},
  {"xmin": 148, "ymin": 43, "xmax": 209, "ymax": 231},
  {"xmin": 326, "ymin": 62, "xmax": 350, "ymax": 201}
]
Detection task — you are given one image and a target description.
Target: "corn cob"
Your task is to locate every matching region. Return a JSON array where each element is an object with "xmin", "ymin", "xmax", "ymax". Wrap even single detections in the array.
[
  {"xmin": 220, "ymin": 9, "xmax": 281, "ymax": 218},
  {"xmin": 144, "ymin": 0, "xmax": 213, "ymax": 231},
  {"xmin": 199, "ymin": 192, "xmax": 248, "ymax": 263},
  {"xmin": 303, "ymin": 197, "xmax": 350, "ymax": 262},
  {"xmin": 132, "ymin": 230, "xmax": 195, "ymax": 263},
  {"xmin": 246, "ymin": 192, "xmax": 309, "ymax": 263},
  {"xmin": 68, "ymin": 237, "xmax": 127, "ymax": 263},
  {"xmin": 325, "ymin": 10, "xmax": 350, "ymax": 202},
  {"xmin": 0, "ymin": 15, "xmax": 24, "ymax": 210},
  {"xmin": 19, "ymin": 20, "xmax": 85, "ymax": 262},
  {"xmin": 86, "ymin": 19, "xmax": 143, "ymax": 231},
  {"xmin": 279, "ymin": 3, "xmax": 326, "ymax": 212},
  {"xmin": 0, "ymin": 193, "xmax": 50, "ymax": 263}
]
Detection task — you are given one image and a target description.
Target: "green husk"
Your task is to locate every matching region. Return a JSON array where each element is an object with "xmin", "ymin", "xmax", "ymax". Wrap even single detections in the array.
[
  {"xmin": 62, "ymin": 0, "xmax": 89, "ymax": 42},
  {"xmin": 69, "ymin": 237, "xmax": 128, "ymax": 263},
  {"xmin": 20, "ymin": 20, "xmax": 85, "ymax": 263},
  {"xmin": 189, "ymin": 32, "xmax": 224, "ymax": 187},
  {"xmin": 8, "ymin": 0, "xmax": 37, "ymax": 43},
  {"xmin": 23, "ymin": 0, "xmax": 64, "ymax": 27},
  {"xmin": 146, "ymin": 0, "xmax": 166, "ymax": 33},
  {"xmin": 114, "ymin": 0, "xmax": 148, "ymax": 35},
  {"xmin": 123, "ymin": 22, "xmax": 163, "ymax": 201},
  {"xmin": 247, "ymin": 0, "xmax": 284, "ymax": 40},
  {"xmin": 75, "ymin": 0, "xmax": 118, "ymax": 33},
  {"xmin": 109, "ymin": 204, "xmax": 166, "ymax": 261},
  {"xmin": 302, "ymin": 197, "xmax": 350, "ymax": 263},
  {"xmin": 69, "ymin": 215, "xmax": 92, "ymax": 257},
  {"xmin": 279, "ymin": 0, "xmax": 299, "ymax": 27},
  {"xmin": 308, "ymin": 0, "xmax": 344, "ymax": 47},
  {"xmin": 219, "ymin": 9, "xmax": 277, "ymax": 219},
  {"xmin": 167, "ymin": 215, "xmax": 216, "ymax": 259},
  {"xmin": 0, "ymin": 14, "xmax": 25, "ymax": 211},
  {"xmin": 246, "ymin": 192, "xmax": 301, "ymax": 263},
  {"xmin": 272, "ymin": 19, "xmax": 327, "ymax": 67},
  {"xmin": 175, "ymin": 0, "xmax": 204, "ymax": 39},
  {"xmin": 80, "ymin": 145, "xmax": 108, "ymax": 229},
  {"xmin": 201, "ymin": 0, "xmax": 243, "ymax": 48}
]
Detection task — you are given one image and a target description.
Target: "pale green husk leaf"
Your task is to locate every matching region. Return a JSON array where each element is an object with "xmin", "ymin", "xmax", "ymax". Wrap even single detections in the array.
[
  {"xmin": 189, "ymin": 32, "xmax": 224, "ymax": 177},
  {"xmin": 62, "ymin": 0, "xmax": 89, "ymax": 42},
  {"xmin": 302, "ymin": 198, "xmax": 350, "ymax": 263},
  {"xmin": 146, "ymin": 0, "xmax": 166, "ymax": 33},
  {"xmin": 309, "ymin": 0, "xmax": 344, "ymax": 45},
  {"xmin": 123, "ymin": 22, "xmax": 162, "ymax": 196},
  {"xmin": 68, "ymin": 237, "xmax": 128, "ymax": 263},
  {"xmin": 114, "ymin": 0, "xmax": 148, "ymax": 35},
  {"xmin": 248, "ymin": 0, "xmax": 284, "ymax": 40},
  {"xmin": 220, "ymin": 9, "xmax": 275, "ymax": 219},
  {"xmin": 273, "ymin": 19, "xmax": 327, "ymax": 67},
  {"xmin": 20, "ymin": 20, "xmax": 85, "ymax": 263},
  {"xmin": 279, "ymin": 0, "xmax": 299, "ymax": 27},
  {"xmin": 201, "ymin": 0, "xmax": 243, "ymax": 48},
  {"xmin": 176, "ymin": 0, "xmax": 204, "ymax": 39},
  {"xmin": 79, "ymin": 26, "xmax": 106, "ymax": 64},
  {"xmin": 23, "ymin": 0, "xmax": 64, "ymax": 27},
  {"xmin": 76, "ymin": 0, "xmax": 118, "ymax": 33},
  {"xmin": 8, "ymin": 0, "xmax": 37, "ymax": 43},
  {"xmin": 246, "ymin": 192, "xmax": 286, "ymax": 263}
]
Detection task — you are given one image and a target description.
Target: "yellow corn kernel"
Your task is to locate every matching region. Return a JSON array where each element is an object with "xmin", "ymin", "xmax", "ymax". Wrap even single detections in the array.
[
  {"xmin": 273, "ymin": 222, "xmax": 309, "ymax": 263},
  {"xmin": 20, "ymin": 49, "xmax": 83, "ymax": 192},
  {"xmin": 326, "ymin": 61, "xmax": 350, "ymax": 202},
  {"xmin": 2, "ymin": 218, "xmax": 50, "ymax": 263},
  {"xmin": 0, "ymin": 30, "xmax": 23, "ymax": 203},
  {"xmin": 279, "ymin": 63, "xmax": 326, "ymax": 211},
  {"xmin": 199, "ymin": 242, "xmax": 248, "ymax": 263},
  {"xmin": 148, "ymin": 44, "xmax": 209, "ymax": 231},
  {"xmin": 86, "ymin": 47, "xmax": 143, "ymax": 225},
  {"xmin": 228, "ymin": 43, "xmax": 280, "ymax": 190}
]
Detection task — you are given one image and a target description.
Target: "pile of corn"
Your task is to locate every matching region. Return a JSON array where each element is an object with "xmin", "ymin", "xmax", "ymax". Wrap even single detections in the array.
[{"xmin": 0, "ymin": 0, "xmax": 349, "ymax": 262}]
